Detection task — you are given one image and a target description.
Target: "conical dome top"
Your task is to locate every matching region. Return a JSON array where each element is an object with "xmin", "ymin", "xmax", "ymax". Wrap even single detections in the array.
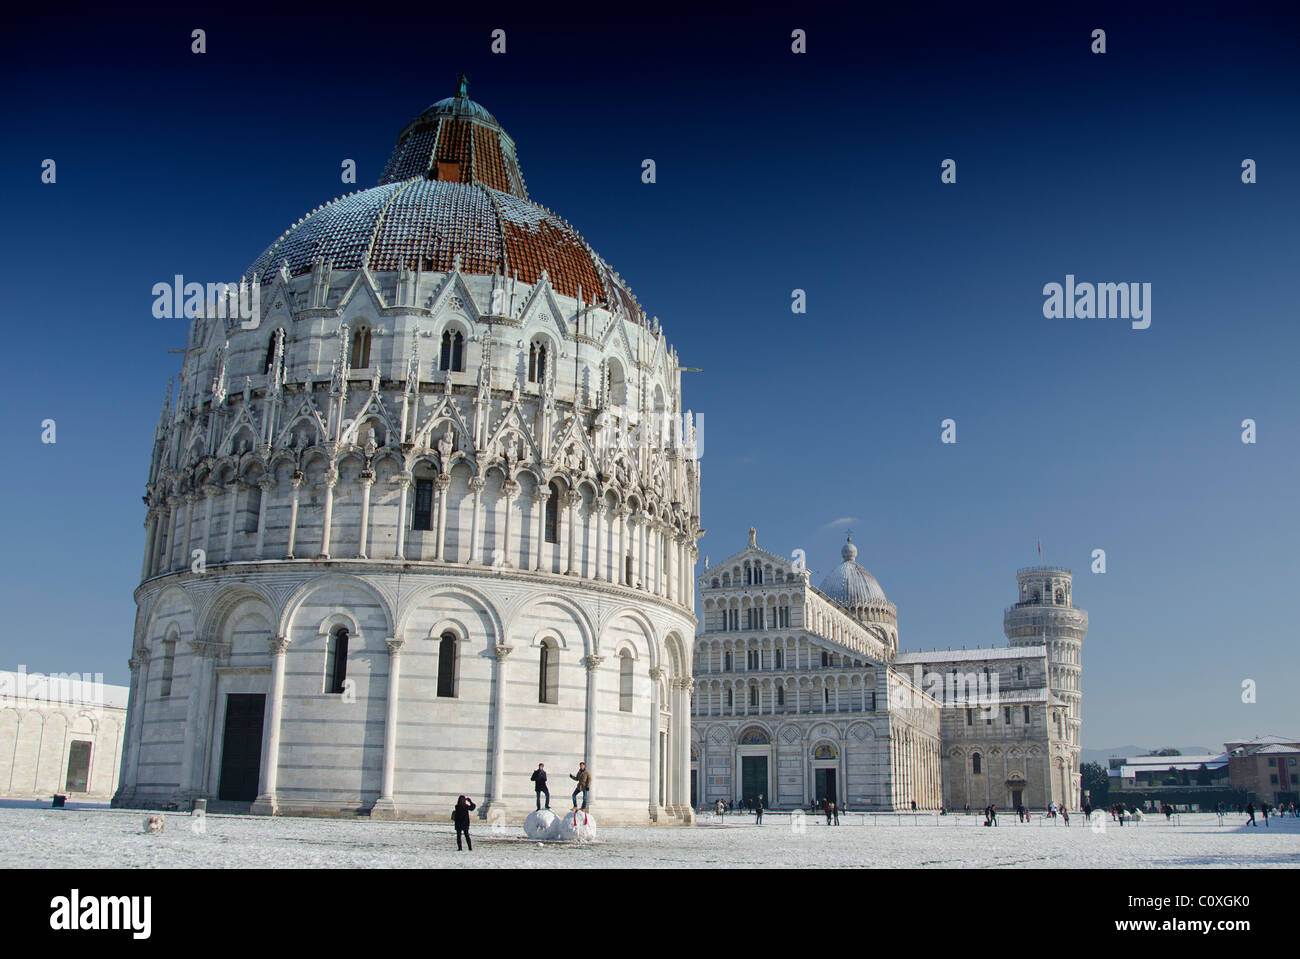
[{"xmin": 819, "ymin": 536, "xmax": 889, "ymax": 609}]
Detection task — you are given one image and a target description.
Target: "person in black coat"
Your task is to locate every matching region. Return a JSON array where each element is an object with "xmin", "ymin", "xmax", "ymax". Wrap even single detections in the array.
[
  {"xmin": 453, "ymin": 795, "xmax": 476, "ymax": 850},
  {"xmin": 531, "ymin": 763, "xmax": 550, "ymax": 810}
]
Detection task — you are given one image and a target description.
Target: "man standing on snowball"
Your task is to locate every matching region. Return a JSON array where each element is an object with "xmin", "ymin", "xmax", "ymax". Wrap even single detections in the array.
[
  {"xmin": 531, "ymin": 763, "xmax": 550, "ymax": 810},
  {"xmin": 569, "ymin": 761, "xmax": 591, "ymax": 810}
]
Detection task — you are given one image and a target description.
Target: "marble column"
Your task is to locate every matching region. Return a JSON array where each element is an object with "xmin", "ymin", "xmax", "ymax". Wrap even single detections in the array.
[
  {"xmin": 482, "ymin": 644, "xmax": 514, "ymax": 821},
  {"xmin": 252, "ymin": 634, "xmax": 290, "ymax": 815},
  {"xmin": 181, "ymin": 492, "xmax": 199, "ymax": 570},
  {"xmin": 140, "ymin": 513, "xmax": 157, "ymax": 581},
  {"xmin": 434, "ymin": 475, "xmax": 451, "ymax": 562},
  {"xmin": 112, "ymin": 648, "xmax": 150, "ymax": 806},
  {"xmin": 224, "ymin": 482, "xmax": 242, "ymax": 562},
  {"xmin": 565, "ymin": 490, "xmax": 580, "ymax": 575},
  {"xmin": 285, "ymin": 473, "xmax": 304, "ymax": 560},
  {"xmin": 255, "ymin": 477, "xmax": 274, "ymax": 558},
  {"xmin": 591, "ymin": 503, "xmax": 606, "ymax": 581},
  {"xmin": 500, "ymin": 480, "xmax": 519, "ymax": 567},
  {"xmin": 318, "ymin": 467, "xmax": 338, "ymax": 559},
  {"xmin": 371, "ymin": 637, "xmax": 404, "ymax": 820},
  {"xmin": 393, "ymin": 473, "xmax": 412, "ymax": 560},
  {"xmin": 617, "ymin": 507, "xmax": 629, "ymax": 585},
  {"xmin": 357, "ymin": 470, "xmax": 374, "ymax": 558},
  {"xmin": 531, "ymin": 488, "xmax": 547, "ymax": 571},
  {"xmin": 468, "ymin": 477, "xmax": 485, "ymax": 564},
  {"xmin": 582, "ymin": 654, "xmax": 604, "ymax": 812},
  {"xmin": 648, "ymin": 666, "xmax": 664, "ymax": 821},
  {"xmin": 179, "ymin": 640, "xmax": 220, "ymax": 804},
  {"xmin": 200, "ymin": 485, "xmax": 219, "ymax": 564}
]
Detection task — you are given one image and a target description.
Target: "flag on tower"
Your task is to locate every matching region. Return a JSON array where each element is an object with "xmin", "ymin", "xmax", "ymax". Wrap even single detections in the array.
[{"xmin": 1037, "ymin": 539, "xmax": 1042, "ymax": 562}]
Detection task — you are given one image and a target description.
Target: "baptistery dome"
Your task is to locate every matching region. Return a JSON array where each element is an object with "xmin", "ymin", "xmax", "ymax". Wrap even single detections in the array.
[
  {"xmin": 117, "ymin": 79, "xmax": 701, "ymax": 827},
  {"xmin": 246, "ymin": 77, "xmax": 640, "ymax": 317}
]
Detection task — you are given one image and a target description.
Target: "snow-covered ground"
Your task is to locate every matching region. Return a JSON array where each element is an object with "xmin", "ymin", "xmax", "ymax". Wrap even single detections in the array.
[{"xmin": 4, "ymin": 801, "xmax": 1298, "ymax": 868}]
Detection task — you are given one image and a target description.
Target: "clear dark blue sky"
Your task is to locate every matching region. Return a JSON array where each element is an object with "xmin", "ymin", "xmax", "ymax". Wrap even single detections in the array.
[{"xmin": 3, "ymin": 1, "xmax": 1297, "ymax": 750}]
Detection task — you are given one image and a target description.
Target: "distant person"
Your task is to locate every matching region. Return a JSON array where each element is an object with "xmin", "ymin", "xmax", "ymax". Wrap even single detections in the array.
[
  {"xmin": 715, "ymin": 799, "xmax": 725, "ymax": 821},
  {"xmin": 755, "ymin": 795, "xmax": 764, "ymax": 825},
  {"xmin": 822, "ymin": 797, "xmax": 832, "ymax": 826},
  {"xmin": 530, "ymin": 763, "xmax": 550, "ymax": 810},
  {"xmin": 452, "ymin": 795, "xmax": 476, "ymax": 851},
  {"xmin": 569, "ymin": 762, "xmax": 591, "ymax": 810},
  {"xmin": 832, "ymin": 801, "xmax": 840, "ymax": 825},
  {"xmin": 1245, "ymin": 802, "xmax": 1256, "ymax": 826}
]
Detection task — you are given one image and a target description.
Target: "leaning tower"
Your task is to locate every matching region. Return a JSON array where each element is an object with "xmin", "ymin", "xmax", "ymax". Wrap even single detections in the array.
[{"xmin": 1003, "ymin": 567, "xmax": 1088, "ymax": 807}]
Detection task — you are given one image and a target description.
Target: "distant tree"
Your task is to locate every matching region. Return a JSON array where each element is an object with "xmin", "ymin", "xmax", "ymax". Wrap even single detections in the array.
[
  {"xmin": 1197, "ymin": 763, "xmax": 1212, "ymax": 786},
  {"xmin": 1144, "ymin": 748, "xmax": 1181, "ymax": 757},
  {"xmin": 1081, "ymin": 761, "xmax": 1109, "ymax": 805}
]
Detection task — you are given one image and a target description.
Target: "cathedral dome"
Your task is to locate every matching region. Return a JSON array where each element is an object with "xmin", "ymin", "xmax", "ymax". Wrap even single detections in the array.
[
  {"xmin": 243, "ymin": 76, "xmax": 641, "ymax": 320},
  {"xmin": 819, "ymin": 538, "xmax": 889, "ymax": 608}
]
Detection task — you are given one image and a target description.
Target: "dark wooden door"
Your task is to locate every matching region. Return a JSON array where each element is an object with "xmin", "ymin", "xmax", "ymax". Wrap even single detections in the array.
[
  {"xmin": 218, "ymin": 693, "xmax": 265, "ymax": 802},
  {"xmin": 741, "ymin": 756, "xmax": 767, "ymax": 803},
  {"xmin": 65, "ymin": 740, "xmax": 92, "ymax": 792}
]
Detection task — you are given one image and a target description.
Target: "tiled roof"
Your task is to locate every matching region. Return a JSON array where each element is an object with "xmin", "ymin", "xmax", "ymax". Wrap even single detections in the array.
[{"xmin": 245, "ymin": 89, "xmax": 639, "ymax": 317}]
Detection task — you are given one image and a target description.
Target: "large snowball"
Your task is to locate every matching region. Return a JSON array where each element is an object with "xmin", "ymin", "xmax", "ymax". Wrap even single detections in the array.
[
  {"xmin": 524, "ymin": 809, "xmax": 560, "ymax": 840},
  {"xmin": 554, "ymin": 809, "xmax": 597, "ymax": 842}
]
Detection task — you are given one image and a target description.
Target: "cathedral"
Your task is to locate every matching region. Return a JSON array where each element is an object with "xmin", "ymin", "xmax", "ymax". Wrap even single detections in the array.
[
  {"xmin": 691, "ymin": 531, "xmax": 1086, "ymax": 812},
  {"xmin": 114, "ymin": 79, "xmax": 701, "ymax": 824}
]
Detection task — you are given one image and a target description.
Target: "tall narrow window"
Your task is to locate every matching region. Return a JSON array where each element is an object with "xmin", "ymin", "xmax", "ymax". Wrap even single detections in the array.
[
  {"xmin": 440, "ymin": 330, "xmax": 465, "ymax": 372},
  {"xmin": 727, "ymin": 687, "xmax": 733, "ymax": 707},
  {"xmin": 538, "ymin": 639, "xmax": 558, "ymax": 704},
  {"xmin": 777, "ymin": 686, "xmax": 784, "ymax": 706},
  {"xmin": 820, "ymin": 651, "xmax": 829, "ymax": 667},
  {"xmin": 528, "ymin": 341, "xmax": 547, "ymax": 383},
  {"xmin": 350, "ymin": 326, "xmax": 372, "ymax": 368},
  {"xmin": 544, "ymin": 483, "xmax": 560, "ymax": 543},
  {"xmin": 413, "ymin": 478, "xmax": 434, "ymax": 531},
  {"xmin": 619, "ymin": 651, "xmax": 633, "ymax": 712},
  {"xmin": 775, "ymin": 649, "xmax": 783, "ymax": 669},
  {"xmin": 264, "ymin": 336, "xmax": 278, "ymax": 375},
  {"xmin": 437, "ymin": 632, "xmax": 457, "ymax": 698},
  {"xmin": 972, "ymin": 753, "xmax": 982, "ymax": 775},
  {"xmin": 724, "ymin": 651, "xmax": 733, "ymax": 671},
  {"xmin": 749, "ymin": 686, "xmax": 758, "ymax": 707},
  {"xmin": 1023, "ymin": 705, "xmax": 1030, "ymax": 723},
  {"xmin": 160, "ymin": 640, "xmax": 176, "ymax": 697},
  {"xmin": 326, "ymin": 627, "xmax": 349, "ymax": 694}
]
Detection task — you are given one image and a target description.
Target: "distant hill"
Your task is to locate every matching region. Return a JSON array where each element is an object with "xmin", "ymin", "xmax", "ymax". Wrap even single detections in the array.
[{"xmin": 1080, "ymin": 746, "xmax": 1214, "ymax": 765}]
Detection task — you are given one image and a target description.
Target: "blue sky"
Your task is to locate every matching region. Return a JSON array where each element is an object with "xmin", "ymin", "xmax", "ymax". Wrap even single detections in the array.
[{"xmin": 2, "ymin": 2, "xmax": 1297, "ymax": 751}]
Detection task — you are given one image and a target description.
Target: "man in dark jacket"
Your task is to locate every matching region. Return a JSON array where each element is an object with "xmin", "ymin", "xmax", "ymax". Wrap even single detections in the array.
[
  {"xmin": 754, "ymin": 794, "xmax": 763, "ymax": 825},
  {"xmin": 452, "ymin": 795, "xmax": 476, "ymax": 851},
  {"xmin": 569, "ymin": 762, "xmax": 591, "ymax": 810},
  {"xmin": 531, "ymin": 763, "xmax": 550, "ymax": 810}
]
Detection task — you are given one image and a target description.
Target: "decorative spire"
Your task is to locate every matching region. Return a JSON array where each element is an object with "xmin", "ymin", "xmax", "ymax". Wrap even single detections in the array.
[{"xmin": 456, "ymin": 73, "xmax": 469, "ymax": 98}]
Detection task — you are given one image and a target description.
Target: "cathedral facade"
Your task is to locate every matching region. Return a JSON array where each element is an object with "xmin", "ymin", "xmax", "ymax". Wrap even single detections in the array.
[
  {"xmin": 115, "ymin": 81, "xmax": 701, "ymax": 824},
  {"xmin": 691, "ymin": 533, "xmax": 1085, "ymax": 812}
]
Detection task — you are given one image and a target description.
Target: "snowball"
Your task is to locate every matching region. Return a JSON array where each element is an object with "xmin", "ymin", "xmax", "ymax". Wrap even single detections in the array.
[
  {"xmin": 554, "ymin": 809, "xmax": 596, "ymax": 842},
  {"xmin": 524, "ymin": 809, "xmax": 560, "ymax": 840}
]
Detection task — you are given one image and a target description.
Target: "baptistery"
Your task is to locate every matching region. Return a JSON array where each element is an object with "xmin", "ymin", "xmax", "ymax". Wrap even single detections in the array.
[{"xmin": 115, "ymin": 78, "xmax": 702, "ymax": 824}]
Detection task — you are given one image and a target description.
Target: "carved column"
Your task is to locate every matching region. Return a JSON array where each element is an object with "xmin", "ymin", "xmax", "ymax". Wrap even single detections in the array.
[
  {"xmin": 180, "ymin": 639, "xmax": 221, "ymax": 804},
  {"xmin": 393, "ymin": 473, "xmax": 412, "ymax": 560},
  {"xmin": 371, "ymin": 637, "xmax": 405, "ymax": 820},
  {"xmin": 648, "ymin": 666, "xmax": 664, "ymax": 821},
  {"xmin": 500, "ymin": 480, "xmax": 519, "ymax": 567},
  {"xmin": 434, "ymin": 474, "xmax": 451, "ymax": 562},
  {"xmin": 318, "ymin": 467, "xmax": 338, "ymax": 558},
  {"xmin": 582, "ymin": 654, "xmax": 604, "ymax": 811},
  {"xmin": 468, "ymin": 477, "xmax": 485, "ymax": 565},
  {"xmin": 591, "ymin": 502, "xmax": 606, "ymax": 581},
  {"xmin": 616, "ymin": 506, "xmax": 629, "ymax": 585},
  {"xmin": 679, "ymin": 678, "xmax": 695, "ymax": 821},
  {"xmin": 285, "ymin": 472, "xmax": 305, "ymax": 559},
  {"xmin": 140, "ymin": 513, "xmax": 157, "ymax": 581},
  {"xmin": 223, "ymin": 482, "xmax": 241, "ymax": 562},
  {"xmin": 112, "ymin": 648, "xmax": 150, "ymax": 806},
  {"xmin": 565, "ymin": 490, "xmax": 580, "ymax": 575},
  {"xmin": 181, "ymin": 492, "xmax": 200, "ymax": 570},
  {"xmin": 252, "ymin": 634, "xmax": 291, "ymax": 815},
  {"xmin": 255, "ymin": 476, "xmax": 274, "ymax": 558},
  {"xmin": 483, "ymin": 644, "xmax": 514, "ymax": 821},
  {"xmin": 357, "ymin": 470, "xmax": 374, "ymax": 558},
  {"xmin": 531, "ymin": 487, "xmax": 548, "ymax": 571},
  {"xmin": 163, "ymin": 496, "xmax": 182, "ymax": 571},
  {"xmin": 200, "ymin": 484, "xmax": 220, "ymax": 562}
]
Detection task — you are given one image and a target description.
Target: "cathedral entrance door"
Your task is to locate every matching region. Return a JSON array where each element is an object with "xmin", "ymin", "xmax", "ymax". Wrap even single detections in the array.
[
  {"xmin": 814, "ymin": 768, "xmax": 837, "ymax": 805},
  {"xmin": 741, "ymin": 756, "xmax": 767, "ymax": 804},
  {"xmin": 218, "ymin": 693, "xmax": 265, "ymax": 802},
  {"xmin": 1012, "ymin": 788, "xmax": 1023, "ymax": 809}
]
